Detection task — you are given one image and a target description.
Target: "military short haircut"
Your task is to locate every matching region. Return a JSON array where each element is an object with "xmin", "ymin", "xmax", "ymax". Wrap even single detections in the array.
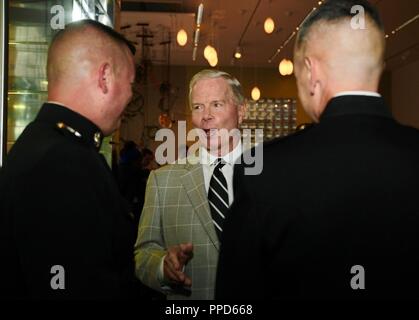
[
  {"xmin": 51, "ymin": 19, "xmax": 136, "ymax": 55},
  {"xmin": 296, "ymin": 0, "xmax": 384, "ymax": 49}
]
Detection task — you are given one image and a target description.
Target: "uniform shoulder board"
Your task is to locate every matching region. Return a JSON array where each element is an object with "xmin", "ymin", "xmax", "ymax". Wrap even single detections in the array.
[{"xmin": 55, "ymin": 122, "xmax": 82, "ymax": 139}]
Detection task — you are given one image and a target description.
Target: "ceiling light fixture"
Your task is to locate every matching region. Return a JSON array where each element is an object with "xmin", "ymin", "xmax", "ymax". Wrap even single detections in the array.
[
  {"xmin": 204, "ymin": 45, "xmax": 217, "ymax": 61},
  {"xmin": 233, "ymin": 0, "xmax": 262, "ymax": 65},
  {"xmin": 176, "ymin": 29, "xmax": 187, "ymax": 46},
  {"xmin": 192, "ymin": 3, "xmax": 204, "ymax": 61},
  {"xmin": 264, "ymin": 17, "xmax": 275, "ymax": 34},
  {"xmin": 234, "ymin": 46, "xmax": 242, "ymax": 59},
  {"xmin": 251, "ymin": 86, "xmax": 261, "ymax": 101},
  {"xmin": 279, "ymin": 59, "xmax": 294, "ymax": 76},
  {"xmin": 385, "ymin": 13, "xmax": 419, "ymax": 40},
  {"xmin": 268, "ymin": 1, "xmax": 324, "ymax": 64},
  {"xmin": 208, "ymin": 54, "xmax": 218, "ymax": 67}
]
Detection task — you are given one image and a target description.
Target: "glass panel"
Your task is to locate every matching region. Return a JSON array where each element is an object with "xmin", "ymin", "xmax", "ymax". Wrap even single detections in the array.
[
  {"xmin": 7, "ymin": 0, "xmax": 68, "ymax": 152},
  {"xmin": 7, "ymin": 0, "xmax": 115, "ymax": 164},
  {"xmin": 240, "ymin": 98, "xmax": 297, "ymax": 145},
  {"xmin": 0, "ymin": 0, "xmax": 5, "ymax": 165}
]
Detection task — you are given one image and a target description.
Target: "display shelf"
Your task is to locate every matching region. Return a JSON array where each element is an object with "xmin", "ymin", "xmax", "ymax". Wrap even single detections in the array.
[{"xmin": 240, "ymin": 98, "xmax": 297, "ymax": 144}]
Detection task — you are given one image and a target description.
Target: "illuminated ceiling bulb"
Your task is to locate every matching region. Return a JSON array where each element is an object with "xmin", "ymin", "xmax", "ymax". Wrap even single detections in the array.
[
  {"xmin": 264, "ymin": 17, "xmax": 275, "ymax": 34},
  {"xmin": 176, "ymin": 29, "xmax": 188, "ymax": 46},
  {"xmin": 204, "ymin": 45, "xmax": 216, "ymax": 60},
  {"xmin": 279, "ymin": 58, "xmax": 294, "ymax": 76},
  {"xmin": 208, "ymin": 54, "xmax": 218, "ymax": 67},
  {"xmin": 208, "ymin": 47, "xmax": 217, "ymax": 62},
  {"xmin": 208, "ymin": 49, "xmax": 218, "ymax": 67},
  {"xmin": 251, "ymin": 86, "xmax": 261, "ymax": 101},
  {"xmin": 288, "ymin": 60, "xmax": 294, "ymax": 75},
  {"xmin": 204, "ymin": 45, "xmax": 212, "ymax": 60},
  {"xmin": 234, "ymin": 46, "xmax": 242, "ymax": 59},
  {"xmin": 278, "ymin": 59, "xmax": 287, "ymax": 75},
  {"xmin": 278, "ymin": 60, "xmax": 285, "ymax": 75}
]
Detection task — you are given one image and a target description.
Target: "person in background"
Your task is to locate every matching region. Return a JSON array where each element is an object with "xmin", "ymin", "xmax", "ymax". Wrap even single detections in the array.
[
  {"xmin": 117, "ymin": 140, "xmax": 144, "ymax": 224},
  {"xmin": 0, "ymin": 19, "xmax": 137, "ymax": 299},
  {"xmin": 216, "ymin": 0, "xmax": 419, "ymax": 299},
  {"xmin": 142, "ymin": 147, "xmax": 158, "ymax": 171}
]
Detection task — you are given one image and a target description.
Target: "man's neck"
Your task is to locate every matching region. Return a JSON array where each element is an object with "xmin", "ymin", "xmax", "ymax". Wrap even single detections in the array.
[
  {"xmin": 207, "ymin": 139, "xmax": 240, "ymax": 157},
  {"xmin": 200, "ymin": 140, "xmax": 242, "ymax": 166}
]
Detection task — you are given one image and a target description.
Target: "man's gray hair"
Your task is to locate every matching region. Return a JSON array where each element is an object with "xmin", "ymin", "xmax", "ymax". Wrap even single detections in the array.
[{"xmin": 188, "ymin": 69, "xmax": 245, "ymax": 109}]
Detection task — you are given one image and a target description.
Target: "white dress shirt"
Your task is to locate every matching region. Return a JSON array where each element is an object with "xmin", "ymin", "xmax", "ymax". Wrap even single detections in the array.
[
  {"xmin": 200, "ymin": 141, "xmax": 243, "ymax": 206},
  {"xmin": 333, "ymin": 91, "xmax": 381, "ymax": 98}
]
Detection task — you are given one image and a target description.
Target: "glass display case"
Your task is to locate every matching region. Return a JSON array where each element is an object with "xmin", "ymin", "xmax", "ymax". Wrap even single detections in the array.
[
  {"xmin": 240, "ymin": 98, "xmax": 297, "ymax": 145},
  {"xmin": 1, "ymin": 0, "xmax": 115, "ymax": 166}
]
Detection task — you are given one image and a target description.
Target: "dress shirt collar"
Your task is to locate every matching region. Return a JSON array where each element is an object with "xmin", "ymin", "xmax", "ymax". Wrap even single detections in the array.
[
  {"xmin": 333, "ymin": 91, "xmax": 381, "ymax": 98},
  {"xmin": 200, "ymin": 140, "xmax": 242, "ymax": 166}
]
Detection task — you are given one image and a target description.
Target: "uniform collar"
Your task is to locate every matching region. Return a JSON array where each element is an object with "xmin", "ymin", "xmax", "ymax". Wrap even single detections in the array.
[
  {"xmin": 320, "ymin": 95, "xmax": 392, "ymax": 121},
  {"xmin": 36, "ymin": 102, "xmax": 104, "ymax": 151}
]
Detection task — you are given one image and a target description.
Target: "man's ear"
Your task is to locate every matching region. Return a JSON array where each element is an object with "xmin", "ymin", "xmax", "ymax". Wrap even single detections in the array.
[
  {"xmin": 98, "ymin": 62, "xmax": 111, "ymax": 94},
  {"xmin": 304, "ymin": 57, "xmax": 315, "ymax": 96},
  {"xmin": 304, "ymin": 56, "xmax": 321, "ymax": 96}
]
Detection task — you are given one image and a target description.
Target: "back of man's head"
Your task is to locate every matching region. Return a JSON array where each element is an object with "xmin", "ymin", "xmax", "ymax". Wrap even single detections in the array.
[
  {"xmin": 293, "ymin": 0, "xmax": 386, "ymax": 119},
  {"xmin": 296, "ymin": 0, "xmax": 384, "ymax": 49},
  {"xmin": 47, "ymin": 19, "xmax": 134, "ymax": 87}
]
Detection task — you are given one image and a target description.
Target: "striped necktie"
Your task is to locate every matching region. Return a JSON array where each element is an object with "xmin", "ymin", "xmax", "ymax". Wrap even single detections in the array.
[{"xmin": 208, "ymin": 158, "xmax": 229, "ymax": 240}]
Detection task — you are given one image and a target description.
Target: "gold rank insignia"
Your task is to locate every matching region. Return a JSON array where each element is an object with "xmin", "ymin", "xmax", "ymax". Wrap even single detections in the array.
[
  {"xmin": 56, "ymin": 122, "xmax": 82, "ymax": 138},
  {"xmin": 94, "ymin": 132, "xmax": 102, "ymax": 148}
]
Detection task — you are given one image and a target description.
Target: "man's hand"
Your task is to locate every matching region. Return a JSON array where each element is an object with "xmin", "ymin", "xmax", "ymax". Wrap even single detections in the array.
[{"xmin": 164, "ymin": 242, "xmax": 194, "ymax": 286}]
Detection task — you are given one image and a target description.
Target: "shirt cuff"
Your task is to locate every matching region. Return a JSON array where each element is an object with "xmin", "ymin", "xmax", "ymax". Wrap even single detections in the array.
[{"xmin": 158, "ymin": 254, "xmax": 166, "ymax": 284}]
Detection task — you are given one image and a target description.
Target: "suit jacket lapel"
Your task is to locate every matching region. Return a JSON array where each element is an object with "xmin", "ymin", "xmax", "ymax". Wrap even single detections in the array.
[{"xmin": 180, "ymin": 162, "xmax": 219, "ymax": 250}]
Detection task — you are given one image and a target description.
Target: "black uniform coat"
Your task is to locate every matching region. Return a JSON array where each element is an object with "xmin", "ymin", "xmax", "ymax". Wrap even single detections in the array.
[
  {"xmin": 0, "ymin": 103, "xmax": 137, "ymax": 299},
  {"xmin": 216, "ymin": 95, "xmax": 419, "ymax": 299}
]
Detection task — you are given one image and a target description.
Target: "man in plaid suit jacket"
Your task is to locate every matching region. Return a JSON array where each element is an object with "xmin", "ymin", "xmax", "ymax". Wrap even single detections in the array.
[{"xmin": 134, "ymin": 69, "xmax": 246, "ymax": 299}]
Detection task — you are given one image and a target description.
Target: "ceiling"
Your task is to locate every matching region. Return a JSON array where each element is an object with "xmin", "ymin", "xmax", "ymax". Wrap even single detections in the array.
[{"xmin": 120, "ymin": 0, "xmax": 419, "ymax": 71}]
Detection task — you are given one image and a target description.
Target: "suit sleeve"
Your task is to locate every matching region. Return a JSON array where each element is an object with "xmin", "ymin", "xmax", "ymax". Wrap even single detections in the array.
[{"xmin": 134, "ymin": 170, "xmax": 167, "ymax": 292}]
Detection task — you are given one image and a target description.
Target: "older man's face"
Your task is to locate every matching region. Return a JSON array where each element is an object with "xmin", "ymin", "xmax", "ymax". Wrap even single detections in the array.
[{"xmin": 191, "ymin": 77, "xmax": 244, "ymax": 155}]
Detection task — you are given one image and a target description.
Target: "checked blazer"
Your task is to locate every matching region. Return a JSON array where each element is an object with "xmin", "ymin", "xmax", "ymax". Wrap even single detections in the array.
[{"xmin": 134, "ymin": 158, "xmax": 220, "ymax": 300}]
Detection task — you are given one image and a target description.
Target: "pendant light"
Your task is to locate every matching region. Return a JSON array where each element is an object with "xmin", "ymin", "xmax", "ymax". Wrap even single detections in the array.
[
  {"xmin": 264, "ymin": 17, "xmax": 275, "ymax": 34},
  {"xmin": 251, "ymin": 86, "xmax": 261, "ymax": 101},
  {"xmin": 176, "ymin": 29, "xmax": 188, "ymax": 46},
  {"xmin": 279, "ymin": 59, "xmax": 294, "ymax": 76}
]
